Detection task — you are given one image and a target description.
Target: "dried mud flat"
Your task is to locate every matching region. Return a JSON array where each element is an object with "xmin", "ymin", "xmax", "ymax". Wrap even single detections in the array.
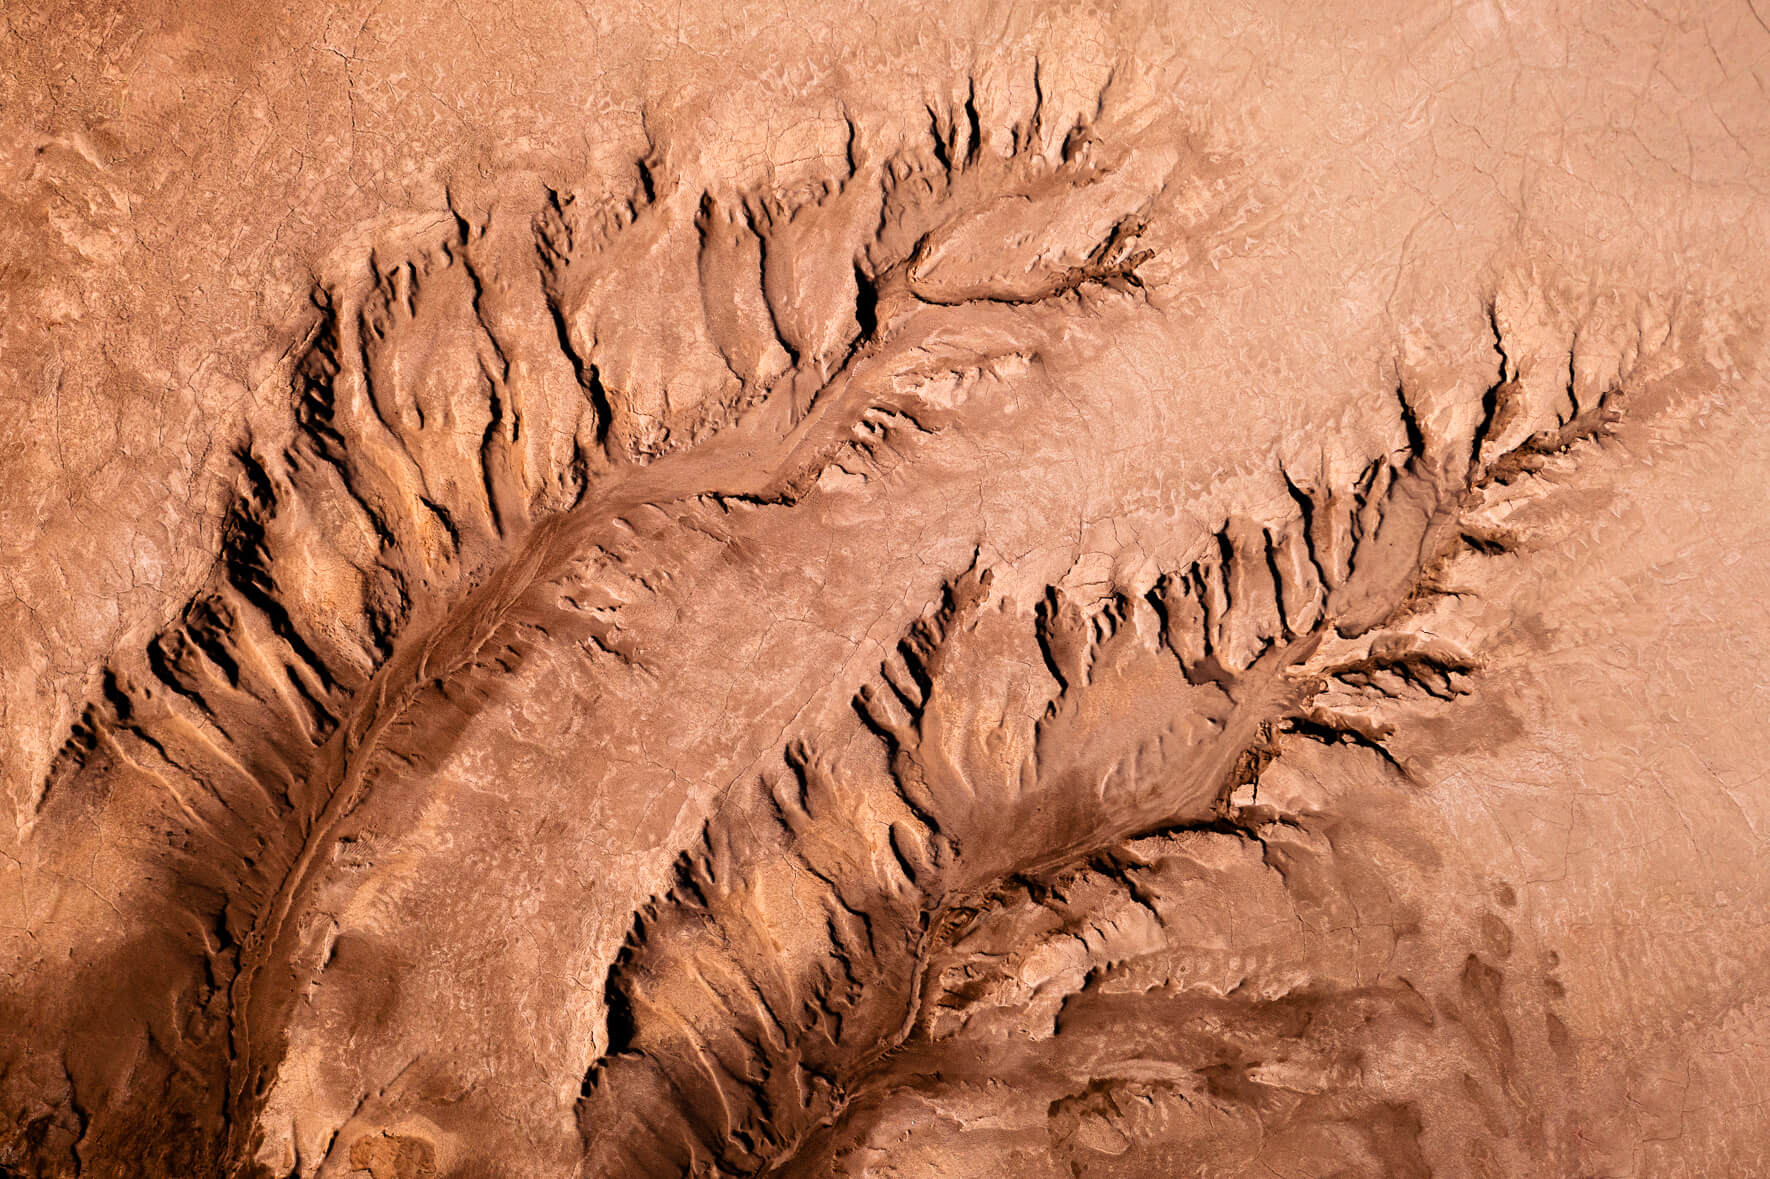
[{"xmin": 3, "ymin": 2, "xmax": 1769, "ymax": 1177}]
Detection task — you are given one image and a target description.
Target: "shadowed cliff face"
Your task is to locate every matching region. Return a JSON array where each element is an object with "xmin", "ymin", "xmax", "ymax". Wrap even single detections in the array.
[{"xmin": 4, "ymin": 9, "xmax": 1770, "ymax": 1179}]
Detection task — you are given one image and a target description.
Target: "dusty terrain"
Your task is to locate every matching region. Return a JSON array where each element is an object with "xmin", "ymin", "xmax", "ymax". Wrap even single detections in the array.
[{"xmin": 3, "ymin": 1, "xmax": 1769, "ymax": 1176}]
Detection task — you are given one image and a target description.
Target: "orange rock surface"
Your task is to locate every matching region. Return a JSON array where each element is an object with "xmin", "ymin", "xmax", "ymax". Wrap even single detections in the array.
[{"xmin": 2, "ymin": 3, "xmax": 1768, "ymax": 1176}]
